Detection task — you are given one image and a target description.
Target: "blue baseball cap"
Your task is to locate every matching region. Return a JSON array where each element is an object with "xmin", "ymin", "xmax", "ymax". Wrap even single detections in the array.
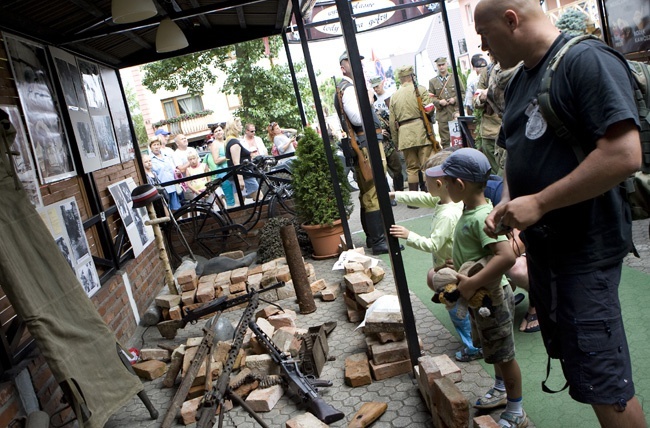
[
  {"xmin": 425, "ymin": 148, "xmax": 491, "ymax": 182},
  {"xmin": 154, "ymin": 128, "xmax": 171, "ymax": 136}
]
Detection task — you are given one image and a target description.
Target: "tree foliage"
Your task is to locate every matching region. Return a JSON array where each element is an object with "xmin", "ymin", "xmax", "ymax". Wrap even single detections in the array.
[
  {"xmin": 124, "ymin": 84, "xmax": 149, "ymax": 151},
  {"xmin": 141, "ymin": 36, "xmax": 315, "ymax": 145},
  {"xmin": 555, "ymin": 9, "xmax": 587, "ymax": 36}
]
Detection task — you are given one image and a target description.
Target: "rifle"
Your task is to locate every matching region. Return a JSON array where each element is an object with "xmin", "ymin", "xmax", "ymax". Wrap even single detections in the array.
[
  {"xmin": 157, "ymin": 281, "xmax": 286, "ymax": 339},
  {"xmin": 412, "ymin": 74, "xmax": 442, "ymax": 152},
  {"xmin": 248, "ymin": 320, "xmax": 345, "ymax": 424},
  {"xmin": 334, "ymin": 77, "xmax": 373, "ymax": 182}
]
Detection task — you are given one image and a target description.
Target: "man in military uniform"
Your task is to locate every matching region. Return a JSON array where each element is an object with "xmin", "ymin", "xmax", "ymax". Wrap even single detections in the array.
[
  {"xmin": 389, "ymin": 65, "xmax": 435, "ymax": 201},
  {"xmin": 429, "ymin": 57, "xmax": 464, "ymax": 147},
  {"xmin": 334, "ymin": 52, "xmax": 389, "ymax": 255},
  {"xmin": 474, "ymin": 60, "xmax": 521, "ymax": 175},
  {"xmin": 370, "ymin": 75, "xmax": 404, "ymax": 204}
]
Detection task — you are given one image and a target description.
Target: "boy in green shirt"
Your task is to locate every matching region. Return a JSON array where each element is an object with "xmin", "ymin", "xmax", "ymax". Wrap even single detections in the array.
[
  {"xmin": 426, "ymin": 148, "xmax": 526, "ymax": 428},
  {"xmin": 390, "ymin": 150, "xmax": 481, "ymax": 362}
]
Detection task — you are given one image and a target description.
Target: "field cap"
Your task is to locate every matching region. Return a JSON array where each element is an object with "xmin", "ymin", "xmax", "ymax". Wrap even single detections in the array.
[
  {"xmin": 369, "ymin": 75, "xmax": 382, "ymax": 87},
  {"xmin": 471, "ymin": 54, "xmax": 488, "ymax": 68},
  {"xmin": 426, "ymin": 147, "xmax": 491, "ymax": 182},
  {"xmin": 154, "ymin": 128, "xmax": 171, "ymax": 136},
  {"xmin": 131, "ymin": 184, "xmax": 162, "ymax": 209},
  {"xmin": 435, "ymin": 57, "xmax": 448, "ymax": 65},
  {"xmin": 339, "ymin": 50, "xmax": 364, "ymax": 64},
  {"xmin": 397, "ymin": 65, "xmax": 414, "ymax": 78}
]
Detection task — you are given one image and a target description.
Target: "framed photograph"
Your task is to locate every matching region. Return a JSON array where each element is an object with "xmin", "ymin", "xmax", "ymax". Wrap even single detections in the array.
[
  {"xmin": 38, "ymin": 197, "xmax": 100, "ymax": 297},
  {"xmin": 108, "ymin": 178, "xmax": 154, "ymax": 258},
  {"xmin": 78, "ymin": 59, "xmax": 107, "ymax": 110},
  {"xmin": 0, "ymin": 104, "xmax": 43, "ymax": 207},
  {"xmin": 92, "ymin": 115, "xmax": 120, "ymax": 165},
  {"xmin": 101, "ymin": 66, "xmax": 135, "ymax": 162},
  {"xmin": 3, "ymin": 34, "xmax": 76, "ymax": 183},
  {"xmin": 604, "ymin": 0, "xmax": 650, "ymax": 54}
]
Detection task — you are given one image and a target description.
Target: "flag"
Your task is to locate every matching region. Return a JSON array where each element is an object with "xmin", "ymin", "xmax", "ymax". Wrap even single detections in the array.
[{"xmin": 371, "ymin": 49, "xmax": 386, "ymax": 80}]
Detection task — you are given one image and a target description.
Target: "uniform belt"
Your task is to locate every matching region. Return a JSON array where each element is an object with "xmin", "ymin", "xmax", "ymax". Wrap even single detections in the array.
[
  {"xmin": 356, "ymin": 128, "xmax": 383, "ymax": 136},
  {"xmin": 398, "ymin": 117, "xmax": 422, "ymax": 126}
]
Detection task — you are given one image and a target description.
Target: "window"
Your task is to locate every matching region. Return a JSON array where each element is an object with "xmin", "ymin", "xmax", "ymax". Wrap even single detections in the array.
[
  {"xmin": 466, "ymin": 4, "xmax": 473, "ymax": 23},
  {"xmin": 162, "ymin": 94, "xmax": 204, "ymax": 119}
]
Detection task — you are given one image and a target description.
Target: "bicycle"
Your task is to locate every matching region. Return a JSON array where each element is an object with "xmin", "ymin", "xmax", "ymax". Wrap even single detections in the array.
[{"xmin": 165, "ymin": 156, "xmax": 294, "ymax": 265}]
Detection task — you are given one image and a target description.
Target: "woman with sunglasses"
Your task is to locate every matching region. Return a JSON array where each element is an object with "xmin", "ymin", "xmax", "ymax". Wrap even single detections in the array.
[{"xmin": 243, "ymin": 123, "xmax": 268, "ymax": 158}]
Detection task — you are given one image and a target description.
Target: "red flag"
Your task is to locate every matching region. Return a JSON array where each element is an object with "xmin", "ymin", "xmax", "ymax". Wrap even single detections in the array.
[{"xmin": 371, "ymin": 49, "xmax": 385, "ymax": 80}]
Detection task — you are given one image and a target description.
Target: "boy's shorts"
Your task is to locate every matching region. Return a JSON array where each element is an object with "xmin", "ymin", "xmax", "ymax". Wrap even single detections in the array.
[
  {"xmin": 528, "ymin": 259, "xmax": 635, "ymax": 405},
  {"xmin": 469, "ymin": 285, "xmax": 515, "ymax": 364}
]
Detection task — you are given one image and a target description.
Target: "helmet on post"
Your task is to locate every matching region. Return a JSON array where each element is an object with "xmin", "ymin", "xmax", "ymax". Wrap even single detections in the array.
[{"xmin": 131, "ymin": 184, "xmax": 163, "ymax": 209}]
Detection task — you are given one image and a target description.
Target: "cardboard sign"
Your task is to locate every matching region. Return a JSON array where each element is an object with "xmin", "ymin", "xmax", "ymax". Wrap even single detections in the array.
[{"xmin": 448, "ymin": 120, "xmax": 463, "ymax": 147}]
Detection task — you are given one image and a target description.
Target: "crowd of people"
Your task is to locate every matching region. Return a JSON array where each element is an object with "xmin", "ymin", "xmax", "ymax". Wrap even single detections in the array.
[{"xmin": 142, "ymin": 117, "xmax": 298, "ymax": 211}]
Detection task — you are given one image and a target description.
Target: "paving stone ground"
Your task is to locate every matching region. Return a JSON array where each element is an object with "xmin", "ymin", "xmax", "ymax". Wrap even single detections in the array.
[{"xmin": 107, "ymin": 199, "xmax": 650, "ymax": 427}]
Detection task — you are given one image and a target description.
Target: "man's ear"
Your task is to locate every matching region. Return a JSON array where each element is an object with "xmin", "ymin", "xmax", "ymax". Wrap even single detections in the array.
[{"xmin": 504, "ymin": 9, "xmax": 519, "ymax": 32}]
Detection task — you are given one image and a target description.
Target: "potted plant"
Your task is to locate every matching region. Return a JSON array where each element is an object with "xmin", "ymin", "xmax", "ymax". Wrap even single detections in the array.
[{"xmin": 291, "ymin": 127, "xmax": 353, "ymax": 258}]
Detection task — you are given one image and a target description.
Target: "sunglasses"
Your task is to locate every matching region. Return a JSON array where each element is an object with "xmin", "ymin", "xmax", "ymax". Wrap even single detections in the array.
[{"xmin": 269, "ymin": 122, "xmax": 278, "ymax": 128}]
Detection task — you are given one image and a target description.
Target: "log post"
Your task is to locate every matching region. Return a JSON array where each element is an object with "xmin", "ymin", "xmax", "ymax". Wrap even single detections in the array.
[
  {"xmin": 146, "ymin": 204, "xmax": 177, "ymax": 295},
  {"xmin": 280, "ymin": 225, "xmax": 316, "ymax": 314}
]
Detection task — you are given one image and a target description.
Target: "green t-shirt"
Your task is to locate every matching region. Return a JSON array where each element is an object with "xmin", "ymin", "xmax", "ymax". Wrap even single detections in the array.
[{"xmin": 452, "ymin": 202, "xmax": 509, "ymax": 287}]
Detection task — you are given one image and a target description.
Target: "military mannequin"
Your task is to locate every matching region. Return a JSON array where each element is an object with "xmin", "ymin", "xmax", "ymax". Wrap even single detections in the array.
[
  {"xmin": 370, "ymin": 75, "xmax": 404, "ymax": 204},
  {"xmin": 389, "ymin": 65, "xmax": 435, "ymax": 206},
  {"xmin": 429, "ymin": 57, "xmax": 464, "ymax": 147},
  {"xmin": 334, "ymin": 51, "xmax": 389, "ymax": 255}
]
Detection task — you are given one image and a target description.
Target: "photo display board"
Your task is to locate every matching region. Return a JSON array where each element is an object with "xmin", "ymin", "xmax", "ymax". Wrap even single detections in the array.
[{"xmin": 107, "ymin": 178, "xmax": 154, "ymax": 258}]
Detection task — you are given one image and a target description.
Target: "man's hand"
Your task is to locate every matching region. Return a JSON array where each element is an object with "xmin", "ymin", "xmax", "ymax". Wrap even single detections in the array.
[
  {"xmin": 440, "ymin": 99, "xmax": 448, "ymax": 107},
  {"xmin": 448, "ymin": 98, "xmax": 456, "ymax": 105},
  {"xmin": 485, "ymin": 194, "xmax": 544, "ymax": 237},
  {"xmin": 389, "ymin": 225, "xmax": 410, "ymax": 240}
]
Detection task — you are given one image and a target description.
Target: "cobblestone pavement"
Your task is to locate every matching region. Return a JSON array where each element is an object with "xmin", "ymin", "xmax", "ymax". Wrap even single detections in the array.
[{"xmin": 108, "ymin": 197, "xmax": 650, "ymax": 427}]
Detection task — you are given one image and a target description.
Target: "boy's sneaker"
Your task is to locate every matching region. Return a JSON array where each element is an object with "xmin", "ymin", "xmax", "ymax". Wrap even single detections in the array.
[
  {"xmin": 498, "ymin": 410, "xmax": 528, "ymax": 428},
  {"xmin": 455, "ymin": 347, "xmax": 483, "ymax": 362},
  {"xmin": 474, "ymin": 387, "xmax": 507, "ymax": 410}
]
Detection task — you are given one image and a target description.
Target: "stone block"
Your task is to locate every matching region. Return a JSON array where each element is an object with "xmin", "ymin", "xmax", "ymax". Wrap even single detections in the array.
[
  {"xmin": 321, "ymin": 283, "xmax": 340, "ymax": 301},
  {"xmin": 216, "ymin": 271, "xmax": 232, "ymax": 285},
  {"xmin": 169, "ymin": 305, "xmax": 182, "ymax": 320},
  {"xmin": 231, "ymin": 267, "xmax": 249, "ymax": 284},
  {"xmin": 176, "ymin": 268, "xmax": 197, "ymax": 285},
  {"xmin": 247, "ymin": 273, "xmax": 263, "ymax": 289},
  {"xmin": 245, "ymin": 384, "xmax": 284, "ymax": 412},
  {"xmin": 245, "ymin": 354, "xmax": 278, "ymax": 376},
  {"xmin": 221, "ymin": 250, "xmax": 244, "ymax": 259},
  {"xmin": 344, "ymin": 272, "xmax": 375, "ymax": 294},
  {"xmin": 180, "ymin": 396, "xmax": 202, "ymax": 425},
  {"xmin": 132, "ymin": 360, "xmax": 167, "ymax": 380},
  {"xmin": 181, "ymin": 290, "xmax": 196, "ymax": 306},
  {"xmin": 418, "ymin": 354, "xmax": 462, "ymax": 384},
  {"xmin": 139, "ymin": 348, "xmax": 171, "ymax": 362},
  {"xmin": 345, "ymin": 353, "xmax": 372, "ymax": 387},
  {"xmin": 370, "ymin": 266, "xmax": 385, "ymax": 284},
  {"xmin": 304, "ymin": 263, "xmax": 315, "ymax": 277},
  {"xmin": 377, "ymin": 331, "xmax": 405, "ymax": 343},
  {"xmin": 276, "ymin": 281, "xmax": 296, "ymax": 300},
  {"xmin": 267, "ymin": 312, "xmax": 296, "ymax": 330},
  {"xmin": 276, "ymin": 265, "xmax": 292, "ymax": 282},
  {"xmin": 370, "ymin": 340, "xmax": 410, "ymax": 365},
  {"xmin": 432, "ymin": 376, "xmax": 469, "ymax": 428},
  {"xmin": 155, "ymin": 294, "xmax": 181, "ymax": 309},
  {"xmin": 230, "ymin": 281, "xmax": 247, "ymax": 294},
  {"xmin": 474, "ymin": 415, "xmax": 501, "ymax": 428},
  {"xmin": 285, "ymin": 412, "xmax": 329, "ymax": 428},
  {"xmin": 309, "ymin": 278, "xmax": 327, "ymax": 295},
  {"xmin": 196, "ymin": 282, "xmax": 216, "ymax": 303},
  {"xmin": 355, "ymin": 289, "xmax": 385, "ymax": 309},
  {"xmin": 248, "ymin": 264, "xmax": 264, "ymax": 276},
  {"xmin": 363, "ymin": 310, "xmax": 404, "ymax": 334},
  {"xmin": 368, "ymin": 358, "xmax": 412, "ymax": 381},
  {"xmin": 256, "ymin": 305, "xmax": 282, "ymax": 319}
]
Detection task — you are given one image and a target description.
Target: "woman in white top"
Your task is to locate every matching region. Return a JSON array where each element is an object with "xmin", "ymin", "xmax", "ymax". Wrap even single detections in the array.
[{"xmin": 267, "ymin": 122, "xmax": 297, "ymax": 156}]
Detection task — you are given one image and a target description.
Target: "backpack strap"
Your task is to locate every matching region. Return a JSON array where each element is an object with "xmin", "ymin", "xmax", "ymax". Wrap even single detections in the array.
[{"xmin": 537, "ymin": 34, "xmax": 598, "ymax": 155}]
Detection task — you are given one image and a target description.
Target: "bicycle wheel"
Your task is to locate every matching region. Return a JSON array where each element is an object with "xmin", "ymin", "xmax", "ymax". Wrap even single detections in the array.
[
  {"xmin": 167, "ymin": 206, "xmax": 228, "ymax": 265},
  {"xmin": 268, "ymin": 183, "xmax": 295, "ymax": 218}
]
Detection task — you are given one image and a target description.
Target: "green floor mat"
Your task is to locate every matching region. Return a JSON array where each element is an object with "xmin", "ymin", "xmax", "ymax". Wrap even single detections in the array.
[{"xmin": 376, "ymin": 215, "xmax": 649, "ymax": 427}]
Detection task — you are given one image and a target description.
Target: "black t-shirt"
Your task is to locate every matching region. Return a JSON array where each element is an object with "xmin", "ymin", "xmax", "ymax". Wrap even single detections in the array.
[
  {"xmin": 499, "ymin": 34, "xmax": 639, "ymax": 273},
  {"xmin": 225, "ymin": 138, "xmax": 251, "ymax": 168}
]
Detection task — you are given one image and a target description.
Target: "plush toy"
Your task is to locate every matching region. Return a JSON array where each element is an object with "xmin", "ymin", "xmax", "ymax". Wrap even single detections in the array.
[{"xmin": 430, "ymin": 257, "xmax": 505, "ymax": 318}]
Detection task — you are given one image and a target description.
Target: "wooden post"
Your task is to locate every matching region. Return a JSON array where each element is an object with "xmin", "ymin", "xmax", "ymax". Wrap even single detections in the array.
[
  {"xmin": 146, "ymin": 204, "xmax": 177, "ymax": 295},
  {"xmin": 280, "ymin": 225, "xmax": 316, "ymax": 314}
]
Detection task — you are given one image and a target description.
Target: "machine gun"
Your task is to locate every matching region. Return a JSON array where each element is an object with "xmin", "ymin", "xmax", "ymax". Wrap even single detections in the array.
[
  {"xmin": 157, "ymin": 281, "xmax": 285, "ymax": 339},
  {"xmin": 248, "ymin": 321, "xmax": 344, "ymax": 424}
]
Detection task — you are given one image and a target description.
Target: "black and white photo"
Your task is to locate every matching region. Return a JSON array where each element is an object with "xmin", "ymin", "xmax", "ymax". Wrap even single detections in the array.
[{"xmin": 60, "ymin": 199, "xmax": 89, "ymax": 263}]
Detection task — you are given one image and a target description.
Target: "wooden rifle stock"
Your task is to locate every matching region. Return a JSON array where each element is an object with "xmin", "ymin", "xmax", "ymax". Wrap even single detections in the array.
[
  {"xmin": 334, "ymin": 78, "xmax": 373, "ymax": 182},
  {"xmin": 412, "ymin": 74, "xmax": 441, "ymax": 152}
]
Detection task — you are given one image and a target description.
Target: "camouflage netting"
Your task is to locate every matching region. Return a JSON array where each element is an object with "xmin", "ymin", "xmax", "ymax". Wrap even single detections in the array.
[{"xmin": 257, "ymin": 217, "xmax": 312, "ymax": 264}]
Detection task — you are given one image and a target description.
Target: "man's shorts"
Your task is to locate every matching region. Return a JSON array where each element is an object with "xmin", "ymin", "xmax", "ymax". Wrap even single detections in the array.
[
  {"xmin": 469, "ymin": 284, "xmax": 515, "ymax": 364},
  {"xmin": 528, "ymin": 258, "xmax": 636, "ymax": 405}
]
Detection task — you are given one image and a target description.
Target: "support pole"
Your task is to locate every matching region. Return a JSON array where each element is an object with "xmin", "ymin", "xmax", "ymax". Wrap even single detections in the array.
[
  {"xmin": 282, "ymin": 31, "xmax": 307, "ymax": 127},
  {"xmin": 334, "ymin": 0, "xmax": 421, "ymax": 369},
  {"xmin": 280, "ymin": 225, "xmax": 316, "ymax": 314},
  {"xmin": 145, "ymin": 204, "xmax": 177, "ymax": 295}
]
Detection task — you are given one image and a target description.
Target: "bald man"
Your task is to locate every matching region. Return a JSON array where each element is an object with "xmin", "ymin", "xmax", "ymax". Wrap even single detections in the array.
[{"xmin": 477, "ymin": 1, "xmax": 645, "ymax": 427}]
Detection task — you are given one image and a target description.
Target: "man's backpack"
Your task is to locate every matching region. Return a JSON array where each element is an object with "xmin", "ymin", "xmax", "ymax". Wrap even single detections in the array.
[{"xmin": 537, "ymin": 34, "xmax": 650, "ymax": 220}]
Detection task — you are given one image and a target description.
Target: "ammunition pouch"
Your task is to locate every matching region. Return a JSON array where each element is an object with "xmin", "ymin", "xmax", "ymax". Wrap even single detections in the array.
[{"xmin": 338, "ymin": 138, "xmax": 356, "ymax": 167}]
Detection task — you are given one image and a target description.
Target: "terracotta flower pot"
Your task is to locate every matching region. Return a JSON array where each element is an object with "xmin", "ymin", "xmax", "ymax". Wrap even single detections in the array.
[{"xmin": 302, "ymin": 219, "xmax": 344, "ymax": 259}]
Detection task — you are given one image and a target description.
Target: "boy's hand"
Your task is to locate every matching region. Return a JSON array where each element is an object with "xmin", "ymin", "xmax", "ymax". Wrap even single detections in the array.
[
  {"xmin": 389, "ymin": 192, "xmax": 395, "ymax": 199},
  {"xmin": 456, "ymin": 274, "xmax": 479, "ymax": 301},
  {"xmin": 389, "ymin": 225, "xmax": 409, "ymax": 239}
]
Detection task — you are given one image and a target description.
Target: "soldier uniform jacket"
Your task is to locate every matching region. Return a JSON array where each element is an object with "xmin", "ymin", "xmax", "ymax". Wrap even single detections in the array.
[
  {"xmin": 429, "ymin": 74, "xmax": 463, "ymax": 125},
  {"xmin": 388, "ymin": 82, "xmax": 432, "ymax": 150},
  {"xmin": 475, "ymin": 63, "xmax": 521, "ymax": 140}
]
